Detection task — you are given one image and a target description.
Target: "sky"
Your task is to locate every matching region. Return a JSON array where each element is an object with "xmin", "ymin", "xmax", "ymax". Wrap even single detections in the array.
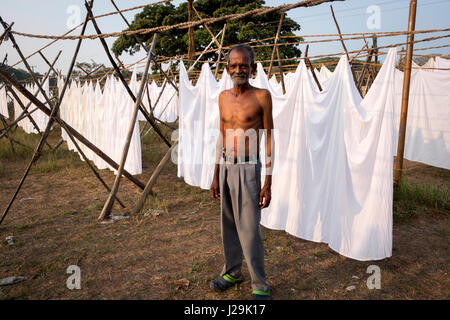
[{"xmin": 1, "ymin": 0, "xmax": 449, "ymax": 74}]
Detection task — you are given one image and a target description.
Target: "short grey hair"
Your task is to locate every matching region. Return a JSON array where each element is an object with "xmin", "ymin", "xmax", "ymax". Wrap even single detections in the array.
[{"xmin": 227, "ymin": 44, "xmax": 255, "ymax": 64}]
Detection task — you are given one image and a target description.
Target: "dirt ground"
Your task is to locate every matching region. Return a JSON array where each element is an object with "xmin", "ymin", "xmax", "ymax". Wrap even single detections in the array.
[{"xmin": 0, "ymin": 126, "xmax": 449, "ymax": 300}]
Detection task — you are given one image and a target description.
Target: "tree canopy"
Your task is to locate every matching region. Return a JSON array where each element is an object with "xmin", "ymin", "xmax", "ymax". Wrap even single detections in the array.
[{"xmin": 112, "ymin": 0, "xmax": 302, "ymax": 70}]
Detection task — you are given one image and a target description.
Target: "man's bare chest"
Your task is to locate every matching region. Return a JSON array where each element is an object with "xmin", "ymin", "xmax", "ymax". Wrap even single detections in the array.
[{"xmin": 221, "ymin": 96, "xmax": 262, "ymax": 127}]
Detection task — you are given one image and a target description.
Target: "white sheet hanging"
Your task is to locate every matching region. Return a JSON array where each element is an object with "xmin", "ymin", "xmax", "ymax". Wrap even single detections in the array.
[
  {"xmin": 435, "ymin": 56, "xmax": 450, "ymax": 73},
  {"xmin": 177, "ymin": 49, "xmax": 398, "ymax": 261},
  {"xmin": 393, "ymin": 67, "xmax": 450, "ymax": 170},
  {"xmin": 320, "ymin": 64, "xmax": 333, "ymax": 80},
  {"xmin": 12, "ymin": 78, "xmax": 51, "ymax": 134},
  {"xmin": 0, "ymin": 86, "xmax": 8, "ymax": 118},
  {"xmin": 59, "ymin": 76, "xmax": 143, "ymax": 175}
]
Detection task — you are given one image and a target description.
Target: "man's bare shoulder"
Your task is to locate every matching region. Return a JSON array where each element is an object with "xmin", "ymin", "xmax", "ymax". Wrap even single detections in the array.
[
  {"xmin": 218, "ymin": 90, "xmax": 231, "ymax": 109},
  {"xmin": 253, "ymin": 88, "xmax": 272, "ymax": 105},
  {"xmin": 219, "ymin": 89, "xmax": 233, "ymax": 98}
]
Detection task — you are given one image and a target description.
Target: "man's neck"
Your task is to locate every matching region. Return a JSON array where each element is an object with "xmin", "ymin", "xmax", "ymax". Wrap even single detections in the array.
[{"xmin": 232, "ymin": 82, "xmax": 251, "ymax": 96}]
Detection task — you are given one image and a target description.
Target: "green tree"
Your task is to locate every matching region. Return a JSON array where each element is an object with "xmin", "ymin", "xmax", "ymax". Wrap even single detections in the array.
[{"xmin": 112, "ymin": 0, "xmax": 302, "ymax": 70}]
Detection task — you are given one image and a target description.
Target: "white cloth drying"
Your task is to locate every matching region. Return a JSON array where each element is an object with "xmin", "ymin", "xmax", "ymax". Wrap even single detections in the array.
[
  {"xmin": 393, "ymin": 66, "xmax": 450, "ymax": 169},
  {"xmin": 0, "ymin": 85, "xmax": 8, "ymax": 118},
  {"xmin": 435, "ymin": 56, "xmax": 450, "ymax": 73},
  {"xmin": 12, "ymin": 78, "xmax": 51, "ymax": 134},
  {"xmin": 59, "ymin": 76, "xmax": 142, "ymax": 175}
]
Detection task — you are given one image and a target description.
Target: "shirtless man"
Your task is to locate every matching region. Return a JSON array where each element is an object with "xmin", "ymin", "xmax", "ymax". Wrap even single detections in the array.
[{"xmin": 209, "ymin": 44, "xmax": 274, "ymax": 300}]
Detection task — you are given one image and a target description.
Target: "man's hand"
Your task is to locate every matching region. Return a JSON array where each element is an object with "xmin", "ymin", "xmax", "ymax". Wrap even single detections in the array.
[
  {"xmin": 259, "ymin": 183, "xmax": 271, "ymax": 209},
  {"xmin": 210, "ymin": 178, "xmax": 220, "ymax": 200}
]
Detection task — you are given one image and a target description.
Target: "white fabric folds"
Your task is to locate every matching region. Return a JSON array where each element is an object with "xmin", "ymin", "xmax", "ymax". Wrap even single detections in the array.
[
  {"xmin": 393, "ymin": 66, "xmax": 450, "ymax": 170},
  {"xmin": 177, "ymin": 48, "xmax": 399, "ymax": 261},
  {"xmin": 435, "ymin": 56, "xmax": 450, "ymax": 73},
  {"xmin": 0, "ymin": 85, "xmax": 8, "ymax": 118},
  {"xmin": 59, "ymin": 76, "xmax": 142, "ymax": 175}
]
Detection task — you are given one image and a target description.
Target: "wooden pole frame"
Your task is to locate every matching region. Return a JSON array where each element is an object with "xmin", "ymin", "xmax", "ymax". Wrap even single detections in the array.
[
  {"xmin": 132, "ymin": 142, "xmax": 177, "ymax": 215},
  {"xmin": 0, "ymin": 1, "xmax": 94, "ymax": 225}
]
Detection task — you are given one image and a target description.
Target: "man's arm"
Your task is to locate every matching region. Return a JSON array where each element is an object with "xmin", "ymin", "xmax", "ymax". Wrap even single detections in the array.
[
  {"xmin": 210, "ymin": 92, "xmax": 225, "ymax": 200},
  {"xmin": 259, "ymin": 89, "xmax": 274, "ymax": 209}
]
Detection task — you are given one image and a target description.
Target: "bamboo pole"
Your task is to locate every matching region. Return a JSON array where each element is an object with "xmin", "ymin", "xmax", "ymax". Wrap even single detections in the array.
[
  {"xmin": 268, "ymin": 12, "xmax": 285, "ymax": 78},
  {"xmin": 356, "ymin": 47, "xmax": 374, "ymax": 90},
  {"xmin": 276, "ymin": 42, "xmax": 286, "ymax": 94},
  {"xmin": 0, "ymin": 115, "xmax": 15, "ymax": 152},
  {"xmin": 38, "ymin": 51, "xmax": 59, "ymax": 77},
  {"xmin": 0, "ymin": 2, "xmax": 94, "ymax": 226},
  {"xmin": 305, "ymin": 45, "xmax": 322, "ymax": 92},
  {"xmin": 187, "ymin": 28, "xmax": 224, "ymax": 79},
  {"xmin": 99, "ymin": 34, "xmax": 158, "ymax": 220},
  {"xmin": 0, "ymin": 21, "xmax": 13, "ymax": 45},
  {"xmin": 51, "ymin": 138, "xmax": 64, "ymax": 151},
  {"xmin": 85, "ymin": 2, "xmax": 171, "ymax": 148},
  {"xmin": 192, "ymin": 4, "xmax": 221, "ymax": 49},
  {"xmin": 188, "ymin": 0, "xmax": 195, "ymax": 67},
  {"xmin": 214, "ymin": 24, "xmax": 227, "ymax": 79},
  {"xmin": 394, "ymin": 0, "xmax": 417, "ymax": 187},
  {"xmin": 132, "ymin": 142, "xmax": 177, "ymax": 215},
  {"xmin": 330, "ymin": 5, "xmax": 349, "ymax": 61},
  {"xmin": 349, "ymin": 40, "xmax": 368, "ymax": 63}
]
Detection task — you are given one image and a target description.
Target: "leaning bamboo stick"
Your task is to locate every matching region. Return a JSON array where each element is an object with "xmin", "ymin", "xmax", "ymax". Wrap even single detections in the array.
[
  {"xmin": 268, "ymin": 12, "xmax": 285, "ymax": 79},
  {"xmin": 132, "ymin": 142, "xmax": 177, "ymax": 215},
  {"xmin": 214, "ymin": 23, "xmax": 227, "ymax": 79},
  {"xmin": 192, "ymin": 4, "xmax": 221, "ymax": 49},
  {"xmin": 0, "ymin": 115, "xmax": 15, "ymax": 151},
  {"xmin": 99, "ymin": 34, "xmax": 159, "ymax": 220},
  {"xmin": 305, "ymin": 45, "xmax": 322, "ymax": 92},
  {"xmin": 330, "ymin": 5, "xmax": 349, "ymax": 61}
]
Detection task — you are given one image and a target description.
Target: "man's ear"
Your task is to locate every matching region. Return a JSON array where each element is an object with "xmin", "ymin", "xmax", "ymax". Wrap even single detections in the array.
[{"xmin": 226, "ymin": 63, "xmax": 230, "ymax": 75}]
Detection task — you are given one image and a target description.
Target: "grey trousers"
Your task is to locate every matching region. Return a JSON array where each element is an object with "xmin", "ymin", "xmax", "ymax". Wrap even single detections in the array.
[{"xmin": 219, "ymin": 161, "xmax": 270, "ymax": 293}]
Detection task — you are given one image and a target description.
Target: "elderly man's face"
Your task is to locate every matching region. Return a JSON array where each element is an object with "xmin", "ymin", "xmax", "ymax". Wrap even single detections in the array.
[{"xmin": 226, "ymin": 49, "xmax": 255, "ymax": 86}]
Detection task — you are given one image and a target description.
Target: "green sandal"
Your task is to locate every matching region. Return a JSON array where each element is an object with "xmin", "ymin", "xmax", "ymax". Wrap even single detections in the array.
[{"xmin": 210, "ymin": 274, "xmax": 243, "ymax": 292}]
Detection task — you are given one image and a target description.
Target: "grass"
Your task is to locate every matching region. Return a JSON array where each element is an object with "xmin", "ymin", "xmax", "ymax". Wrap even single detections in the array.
[{"xmin": 394, "ymin": 176, "xmax": 450, "ymax": 221}]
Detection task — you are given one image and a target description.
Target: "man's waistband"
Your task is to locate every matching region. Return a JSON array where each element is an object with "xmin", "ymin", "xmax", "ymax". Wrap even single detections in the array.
[{"xmin": 222, "ymin": 153, "xmax": 259, "ymax": 164}]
